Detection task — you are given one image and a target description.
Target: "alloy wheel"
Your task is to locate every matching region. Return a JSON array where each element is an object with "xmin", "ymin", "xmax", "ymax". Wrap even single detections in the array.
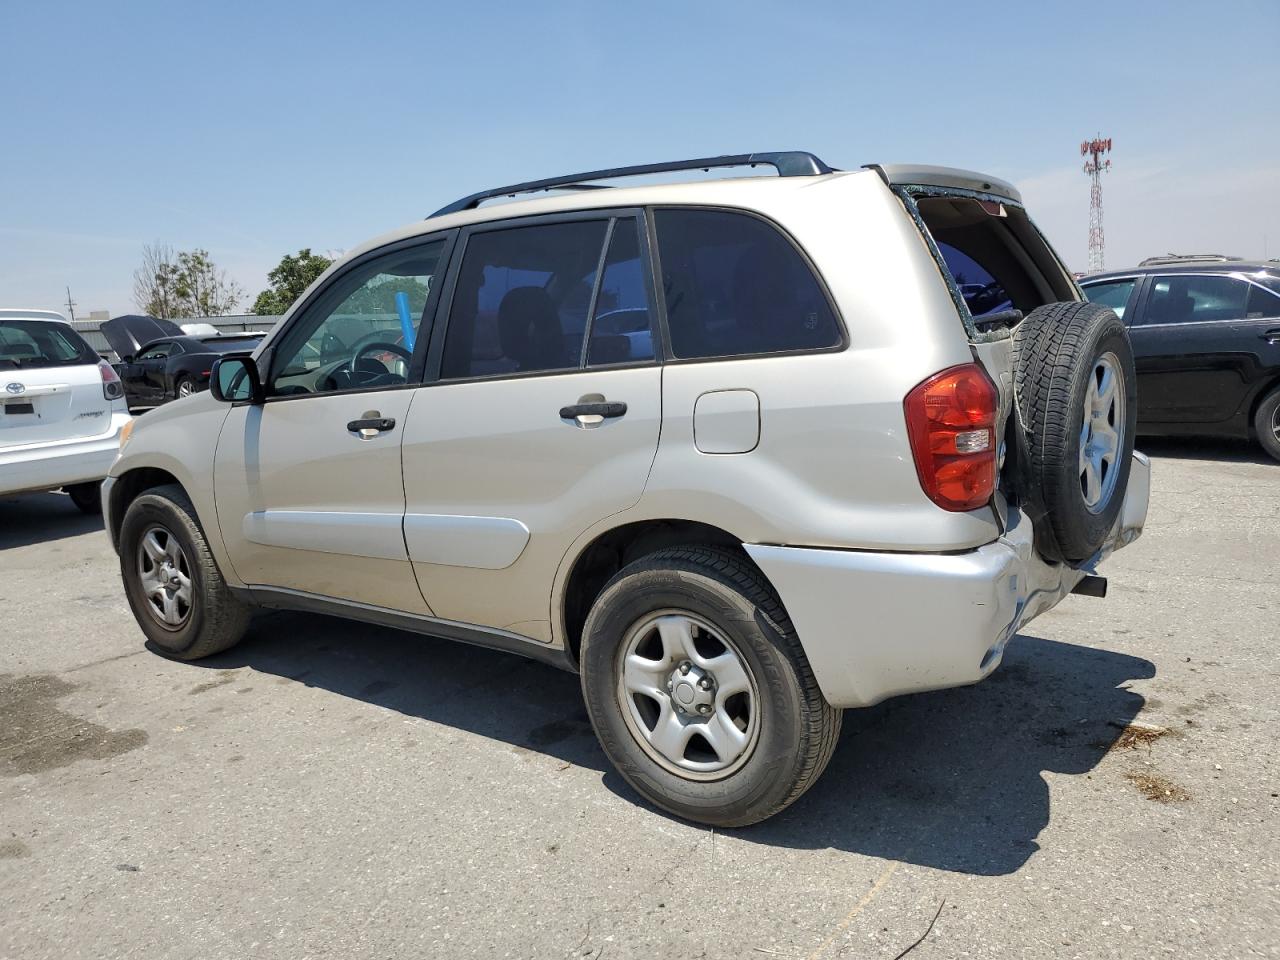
[{"xmin": 1079, "ymin": 352, "xmax": 1125, "ymax": 513}]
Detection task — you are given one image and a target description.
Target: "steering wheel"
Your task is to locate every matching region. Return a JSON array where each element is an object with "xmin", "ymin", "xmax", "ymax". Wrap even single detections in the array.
[{"xmin": 348, "ymin": 341, "xmax": 413, "ymax": 385}]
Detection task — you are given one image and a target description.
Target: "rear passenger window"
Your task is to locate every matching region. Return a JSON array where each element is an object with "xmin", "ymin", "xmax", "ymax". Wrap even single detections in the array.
[
  {"xmin": 1082, "ymin": 278, "xmax": 1137, "ymax": 320},
  {"xmin": 653, "ymin": 209, "xmax": 840, "ymax": 359},
  {"xmin": 587, "ymin": 220, "xmax": 654, "ymax": 366},
  {"xmin": 1143, "ymin": 275, "xmax": 1247, "ymax": 325},
  {"xmin": 442, "ymin": 220, "xmax": 608, "ymax": 378},
  {"xmin": 1246, "ymin": 283, "xmax": 1280, "ymax": 319}
]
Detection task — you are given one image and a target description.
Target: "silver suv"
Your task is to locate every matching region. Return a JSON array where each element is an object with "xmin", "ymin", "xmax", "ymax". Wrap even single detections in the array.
[{"xmin": 105, "ymin": 153, "xmax": 1150, "ymax": 826}]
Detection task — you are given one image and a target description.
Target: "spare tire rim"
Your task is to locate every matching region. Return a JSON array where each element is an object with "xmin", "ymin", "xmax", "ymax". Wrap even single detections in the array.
[
  {"xmin": 615, "ymin": 610, "xmax": 761, "ymax": 781},
  {"xmin": 1080, "ymin": 352, "xmax": 1125, "ymax": 513},
  {"xmin": 137, "ymin": 524, "xmax": 193, "ymax": 629}
]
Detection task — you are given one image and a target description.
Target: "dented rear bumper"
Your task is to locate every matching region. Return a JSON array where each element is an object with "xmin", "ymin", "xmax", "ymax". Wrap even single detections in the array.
[{"xmin": 745, "ymin": 451, "xmax": 1150, "ymax": 709}]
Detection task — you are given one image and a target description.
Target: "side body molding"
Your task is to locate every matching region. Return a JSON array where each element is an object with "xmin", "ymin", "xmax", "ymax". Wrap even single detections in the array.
[
  {"xmin": 242, "ymin": 510, "xmax": 408, "ymax": 561},
  {"xmin": 403, "ymin": 514, "xmax": 531, "ymax": 570}
]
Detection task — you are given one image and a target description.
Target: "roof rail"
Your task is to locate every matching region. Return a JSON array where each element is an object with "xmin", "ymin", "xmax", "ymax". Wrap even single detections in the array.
[
  {"xmin": 429, "ymin": 151, "xmax": 835, "ymax": 218},
  {"xmin": 1138, "ymin": 253, "xmax": 1243, "ymax": 266}
]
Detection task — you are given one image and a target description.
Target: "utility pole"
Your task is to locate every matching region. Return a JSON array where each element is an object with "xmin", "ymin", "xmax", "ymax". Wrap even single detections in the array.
[
  {"xmin": 64, "ymin": 286, "xmax": 77, "ymax": 322},
  {"xmin": 1081, "ymin": 136, "xmax": 1112, "ymax": 273}
]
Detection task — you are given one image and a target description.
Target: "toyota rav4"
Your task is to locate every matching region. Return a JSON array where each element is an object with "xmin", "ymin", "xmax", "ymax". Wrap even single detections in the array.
[{"xmin": 105, "ymin": 153, "xmax": 1149, "ymax": 826}]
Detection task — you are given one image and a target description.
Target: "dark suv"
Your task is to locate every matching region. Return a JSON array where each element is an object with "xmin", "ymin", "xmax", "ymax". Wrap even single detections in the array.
[{"xmin": 1081, "ymin": 256, "xmax": 1280, "ymax": 460}]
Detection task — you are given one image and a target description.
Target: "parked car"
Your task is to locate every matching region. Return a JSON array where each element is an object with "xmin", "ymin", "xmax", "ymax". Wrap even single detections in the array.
[
  {"xmin": 104, "ymin": 153, "xmax": 1150, "ymax": 826},
  {"xmin": 99, "ymin": 315, "xmax": 263, "ymax": 408},
  {"xmin": 0, "ymin": 309, "xmax": 131, "ymax": 512},
  {"xmin": 1081, "ymin": 257, "xmax": 1280, "ymax": 460}
]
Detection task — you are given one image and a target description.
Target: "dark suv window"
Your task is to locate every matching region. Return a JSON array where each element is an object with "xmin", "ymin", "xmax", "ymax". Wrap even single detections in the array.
[
  {"xmin": 442, "ymin": 220, "xmax": 610, "ymax": 378},
  {"xmin": 653, "ymin": 209, "xmax": 840, "ymax": 359},
  {"xmin": 1082, "ymin": 278, "xmax": 1137, "ymax": 321},
  {"xmin": 1246, "ymin": 281, "xmax": 1280, "ymax": 319},
  {"xmin": 1143, "ymin": 275, "xmax": 1248, "ymax": 325}
]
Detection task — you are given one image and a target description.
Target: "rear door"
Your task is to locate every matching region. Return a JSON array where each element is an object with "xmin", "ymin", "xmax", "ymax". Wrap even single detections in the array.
[
  {"xmin": 400, "ymin": 212, "xmax": 662, "ymax": 640},
  {"xmin": 1126, "ymin": 273, "xmax": 1259, "ymax": 425},
  {"xmin": 0, "ymin": 319, "xmax": 111, "ymax": 447}
]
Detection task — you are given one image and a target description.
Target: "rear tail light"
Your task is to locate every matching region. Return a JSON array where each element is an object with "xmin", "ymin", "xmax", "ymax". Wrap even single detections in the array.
[
  {"xmin": 904, "ymin": 363, "xmax": 998, "ymax": 512},
  {"xmin": 99, "ymin": 360, "xmax": 125, "ymax": 401}
]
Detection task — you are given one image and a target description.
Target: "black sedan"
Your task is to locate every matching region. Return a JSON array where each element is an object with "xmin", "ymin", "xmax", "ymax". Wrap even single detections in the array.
[
  {"xmin": 100, "ymin": 315, "xmax": 262, "ymax": 409},
  {"xmin": 1081, "ymin": 257, "xmax": 1280, "ymax": 461}
]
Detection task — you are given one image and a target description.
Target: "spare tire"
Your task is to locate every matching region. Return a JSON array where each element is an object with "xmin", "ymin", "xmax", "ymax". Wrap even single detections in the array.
[{"xmin": 1010, "ymin": 301, "xmax": 1137, "ymax": 564}]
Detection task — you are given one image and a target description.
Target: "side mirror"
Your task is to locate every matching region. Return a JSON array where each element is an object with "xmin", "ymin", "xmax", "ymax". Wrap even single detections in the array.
[{"xmin": 210, "ymin": 355, "xmax": 263, "ymax": 404}]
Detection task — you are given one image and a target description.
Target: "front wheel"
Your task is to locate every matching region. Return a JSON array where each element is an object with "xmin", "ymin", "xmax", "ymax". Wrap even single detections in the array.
[
  {"xmin": 119, "ymin": 484, "xmax": 253, "ymax": 660},
  {"xmin": 579, "ymin": 546, "xmax": 841, "ymax": 827}
]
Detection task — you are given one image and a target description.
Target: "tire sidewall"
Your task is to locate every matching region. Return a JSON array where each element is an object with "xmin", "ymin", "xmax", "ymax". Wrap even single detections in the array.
[
  {"xmin": 580, "ymin": 563, "xmax": 808, "ymax": 824},
  {"xmin": 119, "ymin": 493, "xmax": 211, "ymax": 656},
  {"xmin": 1014, "ymin": 303, "xmax": 1138, "ymax": 563},
  {"xmin": 1048, "ymin": 320, "xmax": 1138, "ymax": 556},
  {"xmin": 1255, "ymin": 388, "xmax": 1280, "ymax": 461}
]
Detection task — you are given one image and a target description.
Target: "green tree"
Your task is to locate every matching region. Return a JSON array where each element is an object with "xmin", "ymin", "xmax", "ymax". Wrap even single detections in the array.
[
  {"xmin": 251, "ymin": 248, "xmax": 333, "ymax": 316},
  {"xmin": 132, "ymin": 242, "xmax": 243, "ymax": 318}
]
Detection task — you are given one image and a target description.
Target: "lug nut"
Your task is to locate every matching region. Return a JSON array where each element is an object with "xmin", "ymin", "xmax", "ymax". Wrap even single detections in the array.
[
  {"xmin": 679, "ymin": 663, "xmax": 691, "ymax": 675},
  {"xmin": 699, "ymin": 677, "xmax": 713, "ymax": 690},
  {"xmin": 698, "ymin": 704, "xmax": 712, "ymax": 715}
]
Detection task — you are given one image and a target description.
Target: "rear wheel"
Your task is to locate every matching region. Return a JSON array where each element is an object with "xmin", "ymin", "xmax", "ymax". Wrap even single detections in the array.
[
  {"xmin": 175, "ymin": 376, "xmax": 195, "ymax": 399},
  {"xmin": 579, "ymin": 545, "xmax": 841, "ymax": 827},
  {"xmin": 65, "ymin": 481, "xmax": 102, "ymax": 515},
  {"xmin": 1011, "ymin": 301, "xmax": 1138, "ymax": 563},
  {"xmin": 1254, "ymin": 386, "xmax": 1280, "ymax": 462},
  {"xmin": 119, "ymin": 484, "xmax": 252, "ymax": 660}
]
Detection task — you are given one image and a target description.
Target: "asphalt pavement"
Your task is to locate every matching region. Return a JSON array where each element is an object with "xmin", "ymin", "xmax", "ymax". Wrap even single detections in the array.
[{"xmin": 1, "ymin": 436, "xmax": 1276, "ymax": 959}]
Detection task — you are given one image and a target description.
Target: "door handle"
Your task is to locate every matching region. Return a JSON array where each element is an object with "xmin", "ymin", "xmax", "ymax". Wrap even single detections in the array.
[
  {"xmin": 347, "ymin": 416, "xmax": 396, "ymax": 436},
  {"xmin": 559, "ymin": 401, "xmax": 627, "ymax": 421},
  {"xmin": 1261, "ymin": 329, "xmax": 1280, "ymax": 344}
]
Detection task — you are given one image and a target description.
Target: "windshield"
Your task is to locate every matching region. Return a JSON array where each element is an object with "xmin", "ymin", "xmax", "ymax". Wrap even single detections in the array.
[
  {"xmin": 0, "ymin": 320, "xmax": 100, "ymax": 370},
  {"xmin": 202, "ymin": 336, "xmax": 263, "ymax": 354}
]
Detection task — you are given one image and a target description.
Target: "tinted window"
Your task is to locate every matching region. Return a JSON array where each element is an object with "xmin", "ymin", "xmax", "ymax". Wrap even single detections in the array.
[
  {"xmin": 654, "ymin": 209, "xmax": 839, "ymax": 359},
  {"xmin": 204, "ymin": 336, "xmax": 263, "ymax": 354},
  {"xmin": 1246, "ymin": 282, "xmax": 1280, "ymax": 319},
  {"xmin": 270, "ymin": 239, "xmax": 447, "ymax": 395},
  {"xmin": 587, "ymin": 220, "xmax": 654, "ymax": 366},
  {"xmin": 1082, "ymin": 278, "xmax": 1137, "ymax": 320},
  {"xmin": 1144, "ymin": 275, "xmax": 1247, "ymax": 325},
  {"xmin": 936, "ymin": 242, "xmax": 1011, "ymax": 318},
  {"xmin": 138, "ymin": 342, "xmax": 175, "ymax": 361},
  {"xmin": 0, "ymin": 320, "xmax": 98, "ymax": 370},
  {"xmin": 442, "ymin": 220, "xmax": 608, "ymax": 378}
]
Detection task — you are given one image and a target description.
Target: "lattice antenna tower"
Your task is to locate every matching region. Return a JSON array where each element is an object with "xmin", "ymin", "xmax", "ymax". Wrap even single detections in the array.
[{"xmin": 1081, "ymin": 135, "xmax": 1112, "ymax": 272}]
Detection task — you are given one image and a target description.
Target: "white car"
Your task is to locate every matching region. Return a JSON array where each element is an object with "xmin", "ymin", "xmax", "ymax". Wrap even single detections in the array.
[
  {"xmin": 105, "ymin": 153, "xmax": 1149, "ymax": 825},
  {"xmin": 0, "ymin": 309, "xmax": 132, "ymax": 512}
]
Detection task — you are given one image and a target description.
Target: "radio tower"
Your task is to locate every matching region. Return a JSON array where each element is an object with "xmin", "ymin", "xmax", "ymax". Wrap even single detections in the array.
[{"xmin": 1081, "ymin": 135, "xmax": 1112, "ymax": 272}]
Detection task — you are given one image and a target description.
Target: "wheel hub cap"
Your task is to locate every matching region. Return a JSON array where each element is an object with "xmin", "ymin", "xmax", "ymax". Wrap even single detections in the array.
[
  {"xmin": 616, "ymin": 611, "xmax": 759, "ymax": 780},
  {"xmin": 667, "ymin": 661, "xmax": 716, "ymax": 715},
  {"xmin": 137, "ymin": 524, "xmax": 193, "ymax": 629},
  {"xmin": 1079, "ymin": 353, "xmax": 1125, "ymax": 514}
]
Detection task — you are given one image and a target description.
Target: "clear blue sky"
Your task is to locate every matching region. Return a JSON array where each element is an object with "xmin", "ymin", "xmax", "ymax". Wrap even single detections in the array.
[{"xmin": 2, "ymin": 0, "xmax": 1277, "ymax": 315}]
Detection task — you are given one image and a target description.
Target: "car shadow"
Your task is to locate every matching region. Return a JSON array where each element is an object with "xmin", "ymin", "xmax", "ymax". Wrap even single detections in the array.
[
  {"xmin": 1138, "ymin": 435, "xmax": 1274, "ymax": 465},
  {"xmin": 0, "ymin": 491, "xmax": 104, "ymax": 549},
  {"xmin": 193, "ymin": 614, "xmax": 1153, "ymax": 877}
]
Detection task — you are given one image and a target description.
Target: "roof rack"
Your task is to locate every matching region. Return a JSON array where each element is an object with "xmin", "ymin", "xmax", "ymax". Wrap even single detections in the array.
[
  {"xmin": 1138, "ymin": 253, "xmax": 1243, "ymax": 266},
  {"xmin": 430, "ymin": 151, "xmax": 835, "ymax": 218}
]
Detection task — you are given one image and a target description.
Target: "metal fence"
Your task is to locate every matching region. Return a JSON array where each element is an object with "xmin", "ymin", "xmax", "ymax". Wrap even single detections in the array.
[{"xmin": 72, "ymin": 315, "xmax": 282, "ymax": 358}]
